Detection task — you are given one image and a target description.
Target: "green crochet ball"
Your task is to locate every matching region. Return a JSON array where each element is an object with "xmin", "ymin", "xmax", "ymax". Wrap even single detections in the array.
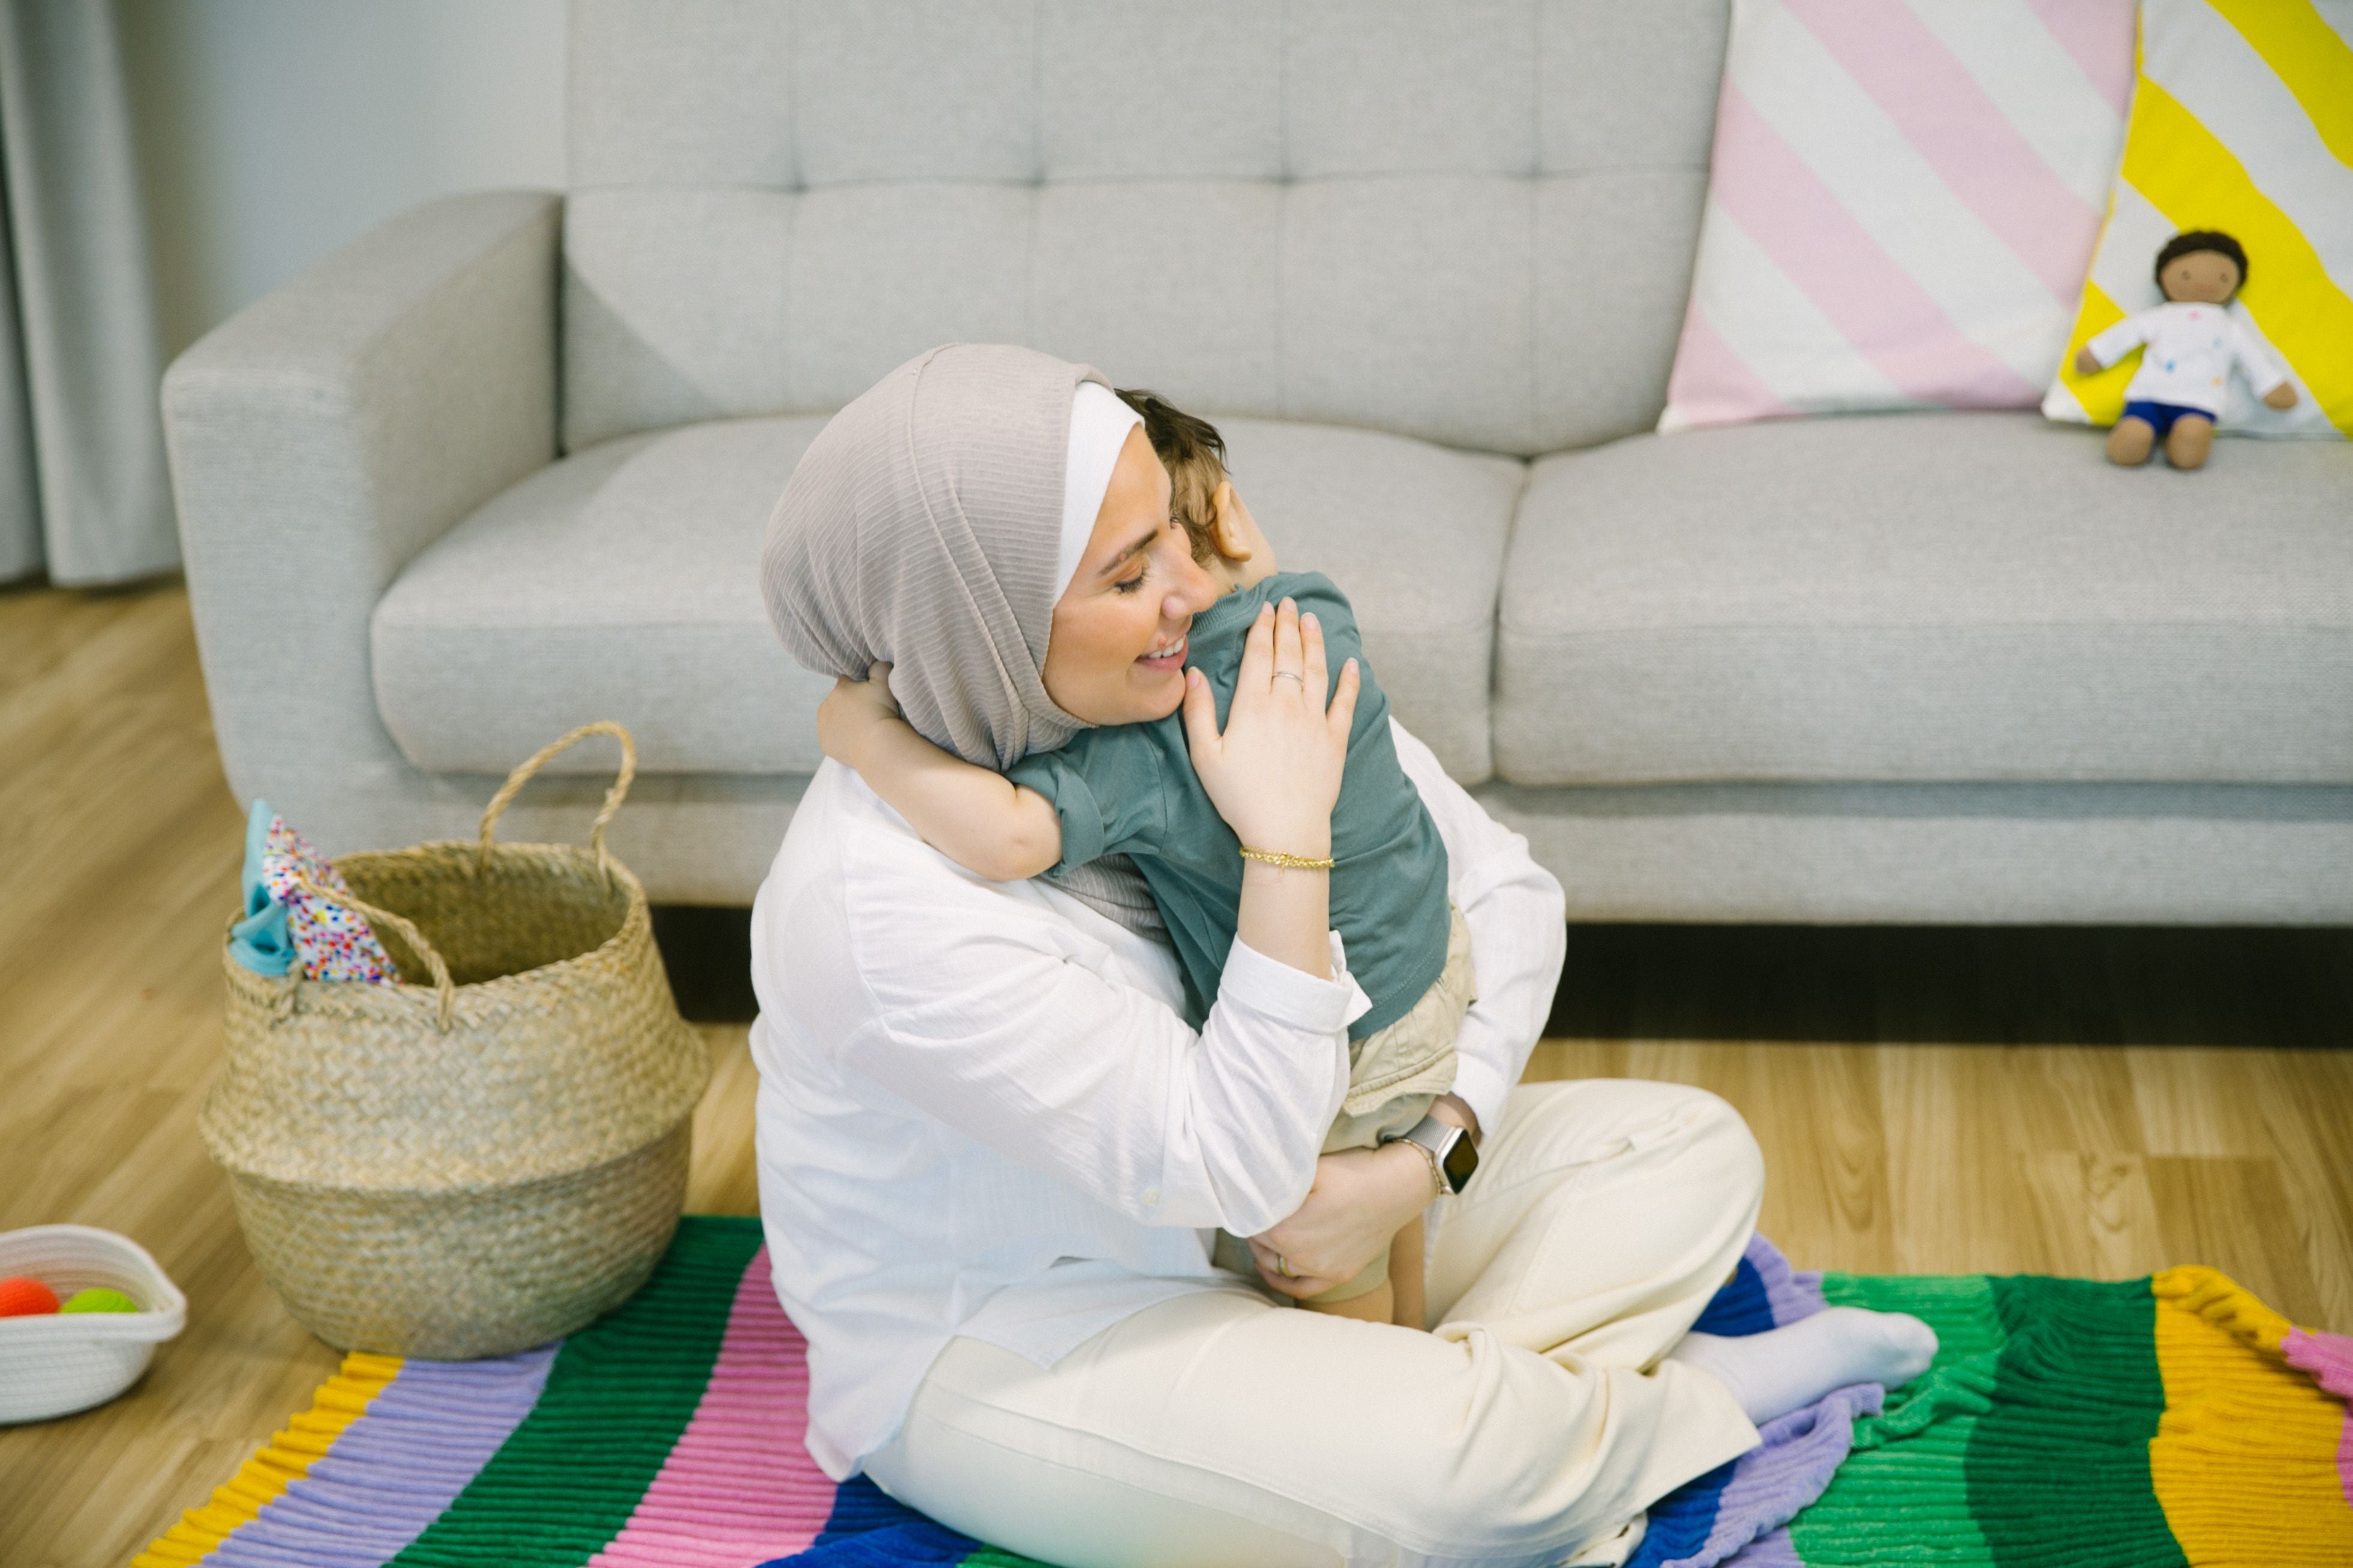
[{"xmin": 59, "ymin": 1287, "xmax": 139, "ymax": 1314}]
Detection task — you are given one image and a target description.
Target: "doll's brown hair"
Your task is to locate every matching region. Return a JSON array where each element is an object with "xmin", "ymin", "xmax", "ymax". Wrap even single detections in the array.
[
  {"xmin": 2156, "ymin": 230, "xmax": 2248, "ymax": 294},
  {"xmin": 1116, "ymin": 389, "xmax": 1227, "ymax": 566}
]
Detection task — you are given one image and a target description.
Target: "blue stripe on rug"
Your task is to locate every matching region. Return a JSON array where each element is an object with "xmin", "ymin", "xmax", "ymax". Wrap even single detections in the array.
[
  {"xmin": 765, "ymin": 1476, "xmax": 982, "ymax": 1566},
  {"xmin": 1690, "ymin": 1255, "xmax": 1777, "ymax": 1338},
  {"xmin": 1629, "ymin": 1453, "xmax": 1741, "ymax": 1568}
]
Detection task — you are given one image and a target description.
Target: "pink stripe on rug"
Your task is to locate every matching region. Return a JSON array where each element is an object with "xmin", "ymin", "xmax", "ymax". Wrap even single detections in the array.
[
  {"xmin": 1781, "ymin": 0, "xmax": 2104, "ymax": 301},
  {"xmin": 2024, "ymin": 0, "xmax": 2139, "ymax": 119},
  {"xmin": 1709, "ymin": 83, "xmax": 2040, "ymax": 408},
  {"xmin": 2283, "ymin": 1328, "xmax": 2353, "ymax": 1510},
  {"xmin": 590, "ymin": 1246, "xmax": 837, "ymax": 1568},
  {"xmin": 1664, "ymin": 305, "xmax": 1801, "ymax": 429}
]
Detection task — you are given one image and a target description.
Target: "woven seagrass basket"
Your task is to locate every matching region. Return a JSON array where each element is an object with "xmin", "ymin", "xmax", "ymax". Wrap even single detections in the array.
[{"xmin": 202, "ymin": 723, "xmax": 710, "ymax": 1358}]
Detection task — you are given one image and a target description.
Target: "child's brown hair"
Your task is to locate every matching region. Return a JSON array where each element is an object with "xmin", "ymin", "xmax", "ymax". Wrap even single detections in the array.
[{"xmin": 1116, "ymin": 389, "xmax": 1227, "ymax": 565}]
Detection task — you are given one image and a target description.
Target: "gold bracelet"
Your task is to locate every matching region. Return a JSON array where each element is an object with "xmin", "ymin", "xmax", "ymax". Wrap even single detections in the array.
[
  {"xmin": 1237, "ymin": 845, "xmax": 1335, "ymax": 871},
  {"xmin": 1396, "ymin": 1135, "xmax": 1446, "ymax": 1199}
]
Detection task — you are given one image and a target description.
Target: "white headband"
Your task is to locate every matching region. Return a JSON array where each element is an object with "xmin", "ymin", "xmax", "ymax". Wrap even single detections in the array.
[{"xmin": 1058, "ymin": 382, "xmax": 1146, "ymax": 595}]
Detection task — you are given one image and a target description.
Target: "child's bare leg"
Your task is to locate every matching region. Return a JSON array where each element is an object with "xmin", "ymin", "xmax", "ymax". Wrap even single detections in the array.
[
  {"xmin": 1388, "ymin": 1215, "xmax": 1426, "ymax": 1330},
  {"xmin": 1297, "ymin": 1242, "xmax": 1397, "ymax": 1323},
  {"xmin": 1302, "ymin": 1278, "xmax": 1395, "ymax": 1323}
]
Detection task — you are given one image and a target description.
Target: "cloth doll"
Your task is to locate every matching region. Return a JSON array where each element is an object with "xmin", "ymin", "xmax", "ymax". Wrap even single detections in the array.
[{"xmin": 2071, "ymin": 230, "xmax": 2298, "ymax": 471}]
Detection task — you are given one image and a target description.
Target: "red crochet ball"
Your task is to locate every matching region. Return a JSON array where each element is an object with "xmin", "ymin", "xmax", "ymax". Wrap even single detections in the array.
[{"xmin": 0, "ymin": 1275, "xmax": 60, "ymax": 1316}]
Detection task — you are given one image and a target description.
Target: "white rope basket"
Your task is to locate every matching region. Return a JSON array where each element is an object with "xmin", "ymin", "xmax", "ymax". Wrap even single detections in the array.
[{"xmin": 0, "ymin": 1225, "xmax": 187, "ymax": 1424}]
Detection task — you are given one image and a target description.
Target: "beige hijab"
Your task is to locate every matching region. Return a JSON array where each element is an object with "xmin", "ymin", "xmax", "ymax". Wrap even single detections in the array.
[{"xmin": 762, "ymin": 343, "xmax": 1162, "ymax": 931}]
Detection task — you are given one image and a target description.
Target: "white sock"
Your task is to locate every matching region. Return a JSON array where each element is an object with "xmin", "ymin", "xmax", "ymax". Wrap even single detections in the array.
[{"xmin": 1666, "ymin": 1306, "xmax": 1939, "ymax": 1426}]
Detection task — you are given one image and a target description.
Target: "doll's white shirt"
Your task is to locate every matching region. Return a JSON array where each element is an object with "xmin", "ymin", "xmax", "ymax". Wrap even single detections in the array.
[
  {"xmin": 747, "ymin": 720, "xmax": 1565, "ymax": 1479},
  {"xmin": 2085, "ymin": 302, "xmax": 2287, "ymax": 417}
]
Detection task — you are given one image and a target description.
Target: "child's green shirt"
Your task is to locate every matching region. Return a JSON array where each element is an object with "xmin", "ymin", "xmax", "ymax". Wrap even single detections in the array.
[{"xmin": 1008, "ymin": 571, "xmax": 1450, "ymax": 1039}]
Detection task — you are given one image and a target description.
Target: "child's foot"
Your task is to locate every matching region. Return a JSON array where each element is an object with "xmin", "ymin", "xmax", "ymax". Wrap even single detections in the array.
[{"xmin": 1666, "ymin": 1306, "xmax": 1938, "ymax": 1426}]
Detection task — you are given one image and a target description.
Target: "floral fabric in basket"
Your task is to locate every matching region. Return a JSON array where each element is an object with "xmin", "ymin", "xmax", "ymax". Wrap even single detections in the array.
[{"xmin": 226, "ymin": 799, "xmax": 396, "ymax": 983}]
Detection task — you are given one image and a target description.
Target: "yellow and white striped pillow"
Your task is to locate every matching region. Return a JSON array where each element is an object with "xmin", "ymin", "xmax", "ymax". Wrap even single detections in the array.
[{"xmin": 2046, "ymin": 0, "xmax": 2351, "ymax": 437}]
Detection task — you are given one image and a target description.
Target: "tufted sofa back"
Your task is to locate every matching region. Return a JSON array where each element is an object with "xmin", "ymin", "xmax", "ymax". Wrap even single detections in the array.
[{"xmin": 563, "ymin": 0, "xmax": 1729, "ymax": 458}]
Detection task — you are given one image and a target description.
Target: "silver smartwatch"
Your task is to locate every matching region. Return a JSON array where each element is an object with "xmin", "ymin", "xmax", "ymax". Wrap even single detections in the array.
[{"xmin": 1390, "ymin": 1113, "xmax": 1478, "ymax": 1196}]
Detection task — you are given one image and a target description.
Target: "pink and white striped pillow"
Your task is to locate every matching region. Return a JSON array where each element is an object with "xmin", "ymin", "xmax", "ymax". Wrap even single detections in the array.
[{"xmin": 1660, "ymin": 0, "xmax": 2139, "ymax": 432}]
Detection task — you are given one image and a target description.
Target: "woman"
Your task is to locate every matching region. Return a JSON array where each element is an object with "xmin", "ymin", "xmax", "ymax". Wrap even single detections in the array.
[{"xmin": 752, "ymin": 345, "xmax": 1934, "ymax": 1567}]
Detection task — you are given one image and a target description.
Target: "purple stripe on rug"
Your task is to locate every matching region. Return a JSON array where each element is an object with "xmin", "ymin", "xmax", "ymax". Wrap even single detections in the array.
[
  {"xmin": 1668, "ymin": 1385, "xmax": 1880, "ymax": 1568},
  {"xmin": 205, "ymin": 1347, "xmax": 558, "ymax": 1568},
  {"xmin": 1745, "ymin": 1235, "xmax": 1826, "ymax": 1327},
  {"xmin": 1720, "ymin": 1525, "xmax": 1804, "ymax": 1568}
]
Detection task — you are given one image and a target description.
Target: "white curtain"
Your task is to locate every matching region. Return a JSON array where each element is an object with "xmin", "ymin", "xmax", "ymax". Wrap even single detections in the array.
[{"xmin": 0, "ymin": 0, "xmax": 176, "ymax": 586}]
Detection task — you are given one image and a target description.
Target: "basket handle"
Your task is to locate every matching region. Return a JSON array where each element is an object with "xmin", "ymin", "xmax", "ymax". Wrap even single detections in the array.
[
  {"xmin": 288, "ymin": 874, "xmax": 457, "ymax": 1031},
  {"xmin": 474, "ymin": 721, "xmax": 638, "ymax": 883}
]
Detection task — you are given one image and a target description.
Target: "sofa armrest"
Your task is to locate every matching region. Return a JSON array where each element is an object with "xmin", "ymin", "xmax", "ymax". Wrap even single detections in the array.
[{"xmin": 163, "ymin": 191, "xmax": 560, "ymax": 842}]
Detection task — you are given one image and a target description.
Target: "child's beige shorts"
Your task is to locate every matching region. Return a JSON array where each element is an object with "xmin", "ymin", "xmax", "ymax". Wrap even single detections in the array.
[{"xmin": 1215, "ymin": 904, "xmax": 1477, "ymax": 1304}]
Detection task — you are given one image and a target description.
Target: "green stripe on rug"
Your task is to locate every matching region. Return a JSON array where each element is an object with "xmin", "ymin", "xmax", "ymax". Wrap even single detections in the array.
[
  {"xmin": 1790, "ymin": 1274, "xmax": 2008, "ymax": 1565},
  {"xmin": 1795, "ymin": 1273, "xmax": 2191, "ymax": 1568},
  {"xmin": 387, "ymin": 1215, "xmax": 766, "ymax": 1567},
  {"xmin": 1964, "ymin": 1277, "xmax": 2184, "ymax": 1568}
]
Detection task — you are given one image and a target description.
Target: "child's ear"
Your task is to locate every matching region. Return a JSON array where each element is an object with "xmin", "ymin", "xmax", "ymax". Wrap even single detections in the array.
[{"xmin": 1209, "ymin": 481, "xmax": 1254, "ymax": 562}]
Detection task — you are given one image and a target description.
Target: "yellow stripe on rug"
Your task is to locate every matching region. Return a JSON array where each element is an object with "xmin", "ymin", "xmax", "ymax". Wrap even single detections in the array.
[
  {"xmin": 2150, "ymin": 1266, "xmax": 2353, "ymax": 1567},
  {"xmin": 130, "ymin": 1352, "xmax": 402, "ymax": 1568}
]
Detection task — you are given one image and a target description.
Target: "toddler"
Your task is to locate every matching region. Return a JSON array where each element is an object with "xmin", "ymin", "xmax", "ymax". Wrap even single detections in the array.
[{"xmin": 818, "ymin": 390, "xmax": 1471, "ymax": 1329}]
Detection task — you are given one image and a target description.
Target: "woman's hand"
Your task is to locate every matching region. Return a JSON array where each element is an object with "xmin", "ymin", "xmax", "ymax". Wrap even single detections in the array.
[
  {"xmin": 1182, "ymin": 598, "xmax": 1360, "ymax": 979},
  {"xmin": 1247, "ymin": 1141, "xmax": 1437, "ymax": 1300},
  {"xmin": 817, "ymin": 661, "xmax": 901, "ymax": 768},
  {"xmin": 1182, "ymin": 598, "xmax": 1359, "ymax": 858}
]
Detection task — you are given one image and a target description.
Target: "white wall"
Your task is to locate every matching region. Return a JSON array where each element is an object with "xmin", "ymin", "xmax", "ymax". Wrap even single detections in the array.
[{"xmin": 119, "ymin": 0, "xmax": 567, "ymax": 359}]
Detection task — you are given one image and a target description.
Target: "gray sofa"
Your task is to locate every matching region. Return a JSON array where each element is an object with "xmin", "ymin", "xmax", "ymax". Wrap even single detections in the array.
[{"xmin": 164, "ymin": 0, "xmax": 2353, "ymax": 923}]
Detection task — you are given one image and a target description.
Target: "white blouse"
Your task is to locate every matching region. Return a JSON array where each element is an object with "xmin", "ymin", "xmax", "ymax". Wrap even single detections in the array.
[{"xmin": 749, "ymin": 721, "xmax": 1567, "ymax": 1478}]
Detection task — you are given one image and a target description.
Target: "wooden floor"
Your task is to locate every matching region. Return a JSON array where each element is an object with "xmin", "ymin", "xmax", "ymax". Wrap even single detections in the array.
[{"xmin": 2, "ymin": 579, "xmax": 2348, "ymax": 1567}]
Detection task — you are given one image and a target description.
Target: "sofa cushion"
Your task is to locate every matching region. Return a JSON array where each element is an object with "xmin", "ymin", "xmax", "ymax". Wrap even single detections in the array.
[
  {"xmin": 1494, "ymin": 412, "xmax": 2353, "ymax": 786},
  {"xmin": 560, "ymin": 0, "xmax": 1733, "ymax": 458},
  {"xmin": 373, "ymin": 414, "xmax": 1520, "ymax": 783},
  {"xmin": 1215, "ymin": 419, "xmax": 1524, "ymax": 784},
  {"xmin": 374, "ymin": 417, "xmax": 833, "ymax": 776}
]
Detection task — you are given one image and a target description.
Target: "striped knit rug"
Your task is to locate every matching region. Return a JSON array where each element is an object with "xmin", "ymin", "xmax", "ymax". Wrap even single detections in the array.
[{"xmin": 137, "ymin": 1218, "xmax": 2353, "ymax": 1568}]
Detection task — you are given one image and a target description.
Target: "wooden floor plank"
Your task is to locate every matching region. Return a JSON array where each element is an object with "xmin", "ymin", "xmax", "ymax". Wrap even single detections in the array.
[
  {"xmin": 2148, "ymin": 1155, "xmax": 2328, "ymax": 1328},
  {"xmin": 688, "ymin": 1027, "xmax": 763, "ymax": 1218},
  {"xmin": 2, "ymin": 580, "xmax": 2348, "ymax": 1568},
  {"xmin": 2017, "ymin": 1151, "xmax": 2168, "ymax": 1284}
]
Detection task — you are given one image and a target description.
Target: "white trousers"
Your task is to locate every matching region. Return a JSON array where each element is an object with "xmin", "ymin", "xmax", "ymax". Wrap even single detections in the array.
[{"xmin": 865, "ymin": 1079, "xmax": 1767, "ymax": 1568}]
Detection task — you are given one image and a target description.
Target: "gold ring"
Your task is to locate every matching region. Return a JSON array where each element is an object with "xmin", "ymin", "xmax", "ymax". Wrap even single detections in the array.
[{"xmin": 1276, "ymin": 1253, "xmax": 1296, "ymax": 1278}]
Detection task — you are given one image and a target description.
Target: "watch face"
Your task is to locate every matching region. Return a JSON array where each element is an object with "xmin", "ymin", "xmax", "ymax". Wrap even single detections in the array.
[{"xmin": 1442, "ymin": 1133, "xmax": 1478, "ymax": 1191}]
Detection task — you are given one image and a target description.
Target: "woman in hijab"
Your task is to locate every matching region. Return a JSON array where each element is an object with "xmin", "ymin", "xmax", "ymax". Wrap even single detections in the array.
[{"xmin": 755, "ymin": 344, "xmax": 1933, "ymax": 1567}]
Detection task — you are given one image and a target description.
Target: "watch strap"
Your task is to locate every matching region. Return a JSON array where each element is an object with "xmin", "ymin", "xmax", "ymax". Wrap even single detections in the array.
[{"xmin": 1399, "ymin": 1114, "xmax": 1477, "ymax": 1195}]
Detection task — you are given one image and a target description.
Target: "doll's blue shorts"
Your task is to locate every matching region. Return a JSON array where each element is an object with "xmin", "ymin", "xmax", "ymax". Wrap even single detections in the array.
[{"xmin": 2121, "ymin": 400, "xmax": 2213, "ymax": 437}]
